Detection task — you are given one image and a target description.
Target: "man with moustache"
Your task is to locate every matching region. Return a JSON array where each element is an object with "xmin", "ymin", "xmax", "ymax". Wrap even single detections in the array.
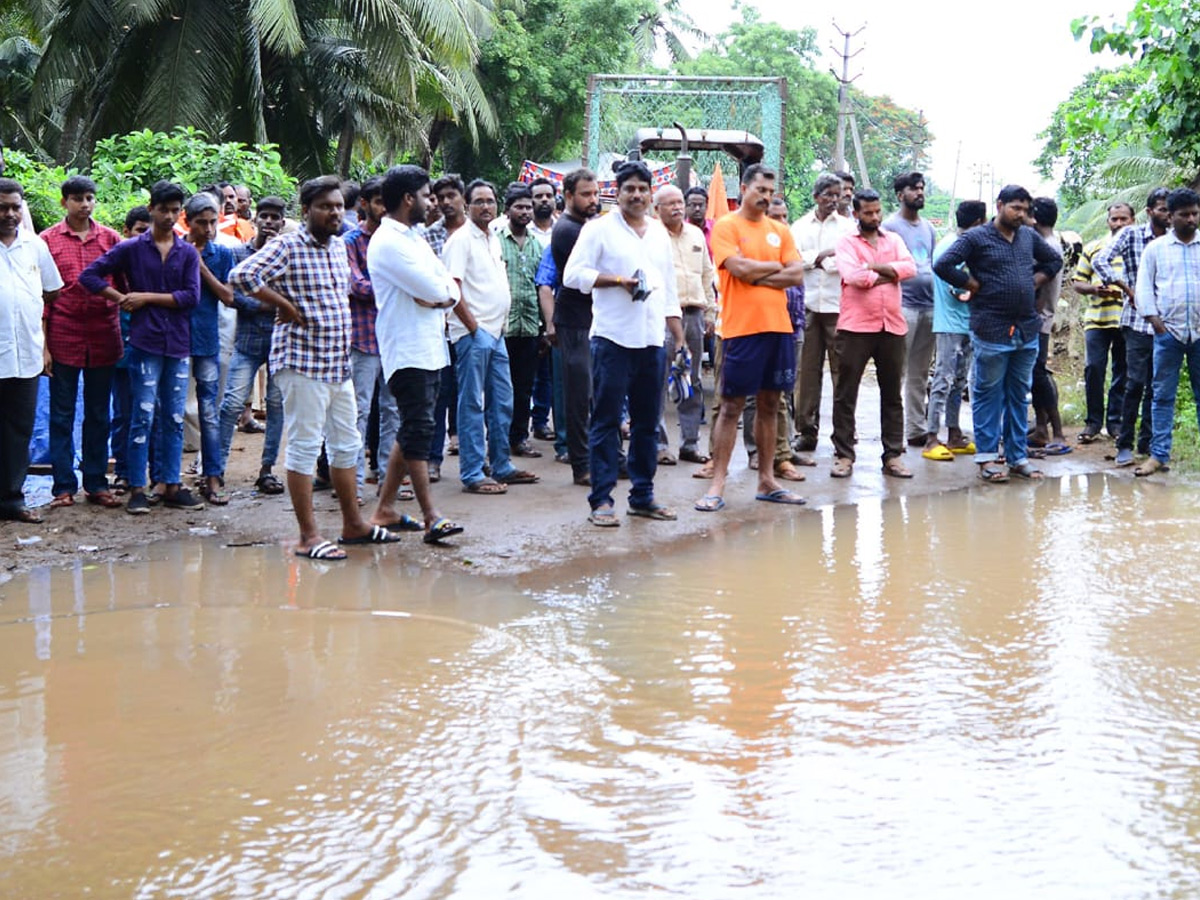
[
  {"xmin": 443, "ymin": 179, "xmax": 538, "ymax": 494},
  {"xmin": 791, "ymin": 173, "xmax": 855, "ymax": 452},
  {"xmin": 228, "ymin": 176, "xmax": 399, "ymax": 558},
  {"xmin": 527, "ymin": 176, "xmax": 559, "ymax": 442},
  {"xmin": 883, "ymin": 172, "xmax": 939, "ymax": 448},
  {"xmin": 933, "ymin": 185, "xmax": 1063, "ymax": 483},
  {"xmin": 550, "ymin": 168, "xmax": 602, "ymax": 486},
  {"xmin": 564, "ymin": 161, "xmax": 684, "ymax": 525},
  {"xmin": 216, "ymin": 196, "xmax": 289, "ymax": 495},
  {"xmin": 498, "ymin": 184, "xmax": 546, "ymax": 459},
  {"xmin": 365, "ymin": 164, "xmax": 464, "ymax": 544},
  {"xmin": 1132, "ymin": 188, "xmax": 1200, "ymax": 477},
  {"xmin": 425, "ymin": 173, "xmax": 467, "ymax": 470},
  {"xmin": 697, "ymin": 164, "xmax": 807, "ymax": 512},
  {"xmin": 1094, "ymin": 188, "xmax": 1172, "ymax": 466},
  {"xmin": 0, "ymin": 178, "xmax": 63, "ymax": 523},
  {"xmin": 830, "ymin": 189, "xmax": 917, "ymax": 479}
]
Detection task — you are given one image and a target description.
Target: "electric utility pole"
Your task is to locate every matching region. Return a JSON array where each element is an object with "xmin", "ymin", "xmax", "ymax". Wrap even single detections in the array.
[{"xmin": 830, "ymin": 22, "xmax": 866, "ymax": 178}]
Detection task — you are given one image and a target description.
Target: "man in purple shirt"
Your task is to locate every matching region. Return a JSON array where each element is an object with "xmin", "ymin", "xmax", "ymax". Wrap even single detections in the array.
[{"xmin": 80, "ymin": 180, "xmax": 204, "ymax": 513}]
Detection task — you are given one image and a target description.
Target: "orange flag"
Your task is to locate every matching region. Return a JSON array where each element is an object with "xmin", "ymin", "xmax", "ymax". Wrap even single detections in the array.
[{"xmin": 706, "ymin": 162, "xmax": 729, "ymax": 221}]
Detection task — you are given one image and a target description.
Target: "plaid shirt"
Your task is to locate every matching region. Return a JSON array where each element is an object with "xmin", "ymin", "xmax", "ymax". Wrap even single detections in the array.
[
  {"xmin": 1093, "ymin": 222, "xmax": 1162, "ymax": 335},
  {"xmin": 424, "ymin": 221, "xmax": 450, "ymax": 257},
  {"xmin": 344, "ymin": 225, "xmax": 379, "ymax": 354},
  {"xmin": 227, "ymin": 226, "xmax": 353, "ymax": 383},
  {"xmin": 40, "ymin": 218, "xmax": 123, "ymax": 367},
  {"xmin": 498, "ymin": 226, "xmax": 543, "ymax": 337}
]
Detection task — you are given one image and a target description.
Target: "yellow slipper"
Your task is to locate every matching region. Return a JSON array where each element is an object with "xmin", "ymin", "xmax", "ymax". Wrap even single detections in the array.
[
  {"xmin": 921, "ymin": 444, "xmax": 955, "ymax": 462},
  {"xmin": 948, "ymin": 441, "xmax": 976, "ymax": 454}
]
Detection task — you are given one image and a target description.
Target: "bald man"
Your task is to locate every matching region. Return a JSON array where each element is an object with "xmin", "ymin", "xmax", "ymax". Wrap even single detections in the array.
[{"xmin": 654, "ymin": 184, "xmax": 715, "ymax": 464}]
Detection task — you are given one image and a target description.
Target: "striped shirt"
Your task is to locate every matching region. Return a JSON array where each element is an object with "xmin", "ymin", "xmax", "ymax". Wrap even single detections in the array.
[
  {"xmin": 1074, "ymin": 234, "xmax": 1125, "ymax": 329},
  {"xmin": 1135, "ymin": 230, "xmax": 1200, "ymax": 343},
  {"xmin": 498, "ymin": 226, "xmax": 543, "ymax": 337},
  {"xmin": 1093, "ymin": 222, "xmax": 1163, "ymax": 335},
  {"xmin": 227, "ymin": 227, "xmax": 352, "ymax": 383}
]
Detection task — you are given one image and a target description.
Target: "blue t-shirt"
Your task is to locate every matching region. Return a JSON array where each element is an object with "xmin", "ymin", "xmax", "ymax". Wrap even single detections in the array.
[
  {"xmin": 932, "ymin": 231, "xmax": 971, "ymax": 335},
  {"xmin": 884, "ymin": 213, "xmax": 937, "ymax": 310},
  {"xmin": 191, "ymin": 241, "xmax": 234, "ymax": 357}
]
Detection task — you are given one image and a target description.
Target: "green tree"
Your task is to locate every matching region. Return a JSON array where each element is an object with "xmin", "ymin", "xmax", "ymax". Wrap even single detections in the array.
[
  {"xmin": 629, "ymin": 0, "xmax": 706, "ymax": 66},
  {"xmin": 438, "ymin": 0, "xmax": 645, "ymax": 185},
  {"xmin": 1073, "ymin": 3, "xmax": 1200, "ymax": 176},
  {"xmin": 679, "ymin": 7, "xmax": 837, "ymax": 210},
  {"xmin": 23, "ymin": 0, "xmax": 495, "ymax": 176}
]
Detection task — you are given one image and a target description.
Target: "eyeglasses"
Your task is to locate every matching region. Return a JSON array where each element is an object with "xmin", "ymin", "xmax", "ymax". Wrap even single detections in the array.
[{"xmin": 469, "ymin": 198, "xmax": 497, "ymax": 207}]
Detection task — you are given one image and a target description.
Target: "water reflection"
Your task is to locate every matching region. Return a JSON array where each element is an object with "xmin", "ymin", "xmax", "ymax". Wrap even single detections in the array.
[{"xmin": 3, "ymin": 476, "xmax": 1200, "ymax": 896}]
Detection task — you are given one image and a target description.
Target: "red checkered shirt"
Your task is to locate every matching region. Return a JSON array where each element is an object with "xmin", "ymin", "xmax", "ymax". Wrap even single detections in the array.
[
  {"xmin": 40, "ymin": 219, "xmax": 123, "ymax": 367},
  {"xmin": 344, "ymin": 225, "xmax": 379, "ymax": 354}
]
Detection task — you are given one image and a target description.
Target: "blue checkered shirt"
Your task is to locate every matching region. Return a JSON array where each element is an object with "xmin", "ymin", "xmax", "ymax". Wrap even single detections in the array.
[
  {"xmin": 228, "ymin": 227, "xmax": 352, "ymax": 383},
  {"xmin": 229, "ymin": 242, "xmax": 276, "ymax": 358},
  {"xmin": 1093, "ymin": 222, "xmax": 1163, "ymax": 334}
]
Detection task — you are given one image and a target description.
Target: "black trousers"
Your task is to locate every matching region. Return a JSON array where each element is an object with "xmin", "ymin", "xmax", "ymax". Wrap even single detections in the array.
[
  {"xmin": 0, "ymin": 376, "xmax": 39, "ymax": 509},
  {"xmin": 558, "ymin": 325, "xmax": 592, "ymax": 477},
  {"xmin": 507, "ymin": 334, "xmax": 541, "ymax": 447},
  {"xmin": 832, "ymin": 330, "xmax": 906, "ymax": 464}
]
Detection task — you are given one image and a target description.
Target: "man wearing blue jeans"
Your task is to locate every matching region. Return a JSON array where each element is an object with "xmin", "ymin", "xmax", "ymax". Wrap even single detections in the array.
[
  {"xmin": 182, "ymin": 191, "xmax": 234, "ymax": 505},
  {"xmin": 442, "ymin": 179, "xmax": 538, "ymax": 493},
  {"xmin": 933, "ymin": 185, "xmax": 1063, "ymax": 483},
  {"xmin": 217, "ymin": 197, "xmax": 286, "ymax": 493},
  {"xmin": 1133, "ymin": 188, "xmax": 1200, "ymax": 476},
  {"xmin": 80, "ymin": 180, "xmax": 204, "ymax": 512},
  {"xmin": 563, "ymin": 160, "xmax": 683, "ymax": 525}
]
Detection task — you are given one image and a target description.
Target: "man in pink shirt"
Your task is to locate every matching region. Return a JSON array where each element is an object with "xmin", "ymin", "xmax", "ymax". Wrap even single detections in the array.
[{"xmin": 831, "ymin": 189, "xmax": 917, "ymax": 479}]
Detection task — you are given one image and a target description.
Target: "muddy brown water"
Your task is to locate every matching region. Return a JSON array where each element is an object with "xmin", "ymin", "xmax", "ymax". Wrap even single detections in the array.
[{"xmin": 3, "ymin": 474, "xmax": 1200, "ymax": 898}]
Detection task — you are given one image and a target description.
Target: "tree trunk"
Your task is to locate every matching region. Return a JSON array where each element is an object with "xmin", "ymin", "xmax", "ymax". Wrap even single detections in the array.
[{"xmin": 335, "ymin": 118, "xmax": 355, "ymax": 179}]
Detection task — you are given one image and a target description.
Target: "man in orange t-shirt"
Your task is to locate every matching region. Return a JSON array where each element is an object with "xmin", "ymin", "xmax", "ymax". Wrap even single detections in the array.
[{"xmin": 696, "ymin": 163, "xmax": 807, "ymax": 512}]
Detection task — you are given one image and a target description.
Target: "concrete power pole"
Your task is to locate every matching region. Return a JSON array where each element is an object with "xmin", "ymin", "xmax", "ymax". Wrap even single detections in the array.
[{"xmin": 830, "ymin": 22, "xmax": 865, "ymax": 176}]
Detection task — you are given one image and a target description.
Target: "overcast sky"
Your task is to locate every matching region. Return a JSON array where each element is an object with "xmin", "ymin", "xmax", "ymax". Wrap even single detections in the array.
[{"xmin": 677, "ymin": 0, "xmax": 1128, "ymax": 197}]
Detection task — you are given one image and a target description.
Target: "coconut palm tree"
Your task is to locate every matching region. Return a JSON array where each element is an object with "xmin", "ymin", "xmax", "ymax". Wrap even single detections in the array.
[
  {"xmin": 629, "ymin": 0, "xmax": 706, "ymax": 66},
  {"xmin": 24, "ymin": 0, "xmax": 496, "ymax": 175}
]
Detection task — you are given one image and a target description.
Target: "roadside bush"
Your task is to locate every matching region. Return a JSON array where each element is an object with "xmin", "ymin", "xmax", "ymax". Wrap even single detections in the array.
[{"xmin": 5, "ymin": 128, "xmax": 296, "ymax": 231}]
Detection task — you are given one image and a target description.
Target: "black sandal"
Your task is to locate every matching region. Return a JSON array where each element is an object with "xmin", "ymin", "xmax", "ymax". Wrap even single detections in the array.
[{"xmin": 255, "ymin": 473, "xmax": 285, "ymax": 495}]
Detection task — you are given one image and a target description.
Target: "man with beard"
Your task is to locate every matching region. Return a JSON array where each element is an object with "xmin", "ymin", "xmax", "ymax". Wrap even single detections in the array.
[
  {"xmin": 443, "ymin": 179, "xmax": 538, "ymax": 494},
  {"xmin": 933, "ymin": 185, "xmax": 1063, "ymax": 483},
  {"xmin": 697, "ymin": 164, "xmax": 807, "ymax": 512},
  {"xmin": 1094, "ymin": 188, "xmax": 1172, "ymax": 466},
  {"xmin": 527, "ymin": 176, "xmax": 559, "ymax": 442},
  {"xmin": 830, "ymin": 189, "xmax": 917, "ymax": 479},
  {"xmin": 366, "ymin": 164, "xmax": 464, "ymax": 543},
  {"xmin": 216, "ymin": 196, "xmax": 288, "ymax": 495},
  {"xmin": 550, "ymin": 168, "xmax": 601, "ymax": 486},
  {"xmin": 228, "ymin": 176, "xmax": 400, "ymax": 557},
  {"xmin": 883, "ymin": 171, "xmax": 938, "ymax": 447},
  {"xmin": 528, "ymin": 177, "xmax": 558, "ymax": 247},
  {"xmin": 498, "ymin": 184, "xmax": 546, "ymax": 459},
  {"xmin": 1132, "ymin": 188, "xmax": 1200, "ymax": 477},
  {"xmin": 564, "ymin": 161, "xmax": 683, "ymax": 525},
  {"xmin": 425, "ymin": 173, "xmax": 467, "ymax": 475}
]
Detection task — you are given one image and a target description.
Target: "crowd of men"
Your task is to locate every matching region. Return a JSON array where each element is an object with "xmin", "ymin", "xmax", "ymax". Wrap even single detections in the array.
[{"xmin": 4, "ymin": 161, "xmax": 1200, "ymax": 556}]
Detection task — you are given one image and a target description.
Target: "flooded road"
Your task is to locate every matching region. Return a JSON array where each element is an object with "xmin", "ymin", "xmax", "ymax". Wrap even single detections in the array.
[{"xmin": 4, "ymin": 474, "xmax": 1200, "ymax": 898}]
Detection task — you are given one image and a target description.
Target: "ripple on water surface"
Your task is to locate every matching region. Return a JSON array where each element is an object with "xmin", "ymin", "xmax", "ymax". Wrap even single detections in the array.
[{"xmin": 3, "ymin": 475, "xmax": 1200, "ymax": 898}]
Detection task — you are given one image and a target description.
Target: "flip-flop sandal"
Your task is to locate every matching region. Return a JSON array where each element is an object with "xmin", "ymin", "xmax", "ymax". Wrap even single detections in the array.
[
  {"xmin": 1009, "ymin": 462, "xmax": 1045, "ymax": 480},
  {"xmin": 255, "ymin": 473, "xmax": 285, "ymax": 494},
  {"xmin": 398, "ymin": 487, "xmax": 416, "ymax": 502},
  {"xmin": 755, "ymin": 489, "xmax": 806, "ymax": 505},
  {"xmin": 338, "ymin": 524, "xmax": 402, "ymax": 545},
  {"xmin": 1, "ymin": 506, "xmax": 44, "ymax": 523},
  {"xmin": 496, "ymin": 470, "xmax": 539, "ymax": 485},
  {"xmin": 1044, "ymin": 442, "xmax": 1073, "ymax": 455},
  {"xmin": 200, "ymin": 487, "xmax": 230, "ymax": 506},
  {"xmin": 921, "ymin": 445, "xmax": 954, "ymax": 462},
  {"xmin": 296, "ymin": 540, "xmax": 347, "ymax": 560},
  {"xmin": 588, "ymin": 506, "xmax": 621, "ymax": 527},
  {"xmin": 947, "ymin": 441, "xmax": 976, "ymax": 454},
  {"xmin": 463, "ymin": 478, "xmax": 507, "ymax": 494},
  {"xmin": 383, "ymin": 513, "xmax": 423, "ymax": 532},
  {"xmin": 627, "ymin": 502, "xmax": 677, "ymax": 520},
  {"xmin": 423, "ymin": 517, "xmax": 464, "ymax": 544},
  {"xmin": 1077, "ymin": 431, "xmax": 1099, "ymax": 444},
  {"xmin": 883, "ymin": 460, "xmax": 914, "ymax": 478},
  {"xmin": 86, "ymin": 490, "xmax": 124, "ymax": 508},
  {"xmin": 49, "ymin": 493, "xmax": 75, "ymax": 508},
  {"xmin": 1028, "ymin": 447, "xmax": 1047, "ymax": 459},
  {"xmin": 692, "ymin": 462, "xmax": 715, "ymax": 479},
  {"xmin": 679, "ymin": 449, "xmax": 710, "ymax": 464},
  {"xmin": 977, "ymin": 465, "xmax": 1009, "ymax": 483},
  {"xmin": 694, "ymin": 494, "xmax": 726, "ymax": 512}
]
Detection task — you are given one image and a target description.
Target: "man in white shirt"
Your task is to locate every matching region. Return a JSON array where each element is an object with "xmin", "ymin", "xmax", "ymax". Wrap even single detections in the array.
[
  {"xmin": 791, "ymin": 172, "xmax": 855, "ymax": 452},
  {"xmin": 564, "ymin": 161, "xmax": 684, "ymax": 526},
  {"xmin": 364, "ymin": 164, "xmax": 465, "ymax": 543},
  {"xmin": 0, "ymin": 178, "xmax": 64, "ymax": 523},
  {"xmin": 443, "ymin": 178, "xmax": 539, "ymax": 494}
]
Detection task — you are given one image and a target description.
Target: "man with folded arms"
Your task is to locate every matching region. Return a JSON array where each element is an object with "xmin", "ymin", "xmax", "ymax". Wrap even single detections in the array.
[{"xmin": 830, "ymin": 189, "xmax": 917, "ymax": 479}]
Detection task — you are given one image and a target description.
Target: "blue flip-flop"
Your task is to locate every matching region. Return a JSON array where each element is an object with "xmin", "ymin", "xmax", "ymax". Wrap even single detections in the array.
[
  {"xmin": 694, "ymin": 494, "xmax": 726, "ymax": 512},
  {"xmin": 1044, "ymin": 442, "xmax": 1073, "ymax": 455},
  {"xmin": 755, "ymin": 489, "xmax": 806, "ymax": 505}
]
